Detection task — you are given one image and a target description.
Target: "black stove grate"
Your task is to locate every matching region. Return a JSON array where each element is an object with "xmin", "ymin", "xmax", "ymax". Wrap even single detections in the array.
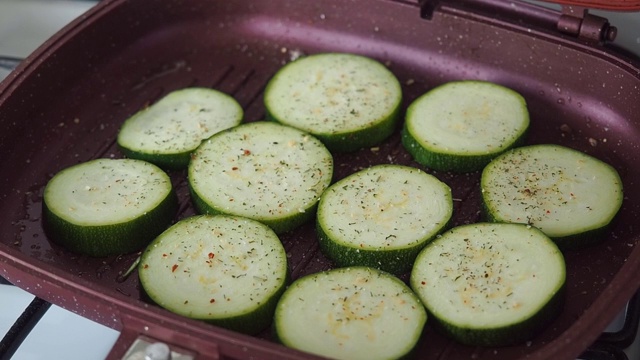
[
  {"xmin": 581, "ymin": 344, "xmax": 630, "ymax": 360},
  {"xmin": 599, "ymin": 291, "xmax": 640, "ymax": 349},
  {"xmin": 0, "ymin": 279, "xmax": 50, "ymax": 360},
  {"xmin": 581, "ymin": 290, "xmax": 640, "ymax": 360}
]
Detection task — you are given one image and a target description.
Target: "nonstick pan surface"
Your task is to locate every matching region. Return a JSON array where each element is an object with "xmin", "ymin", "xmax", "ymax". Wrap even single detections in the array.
[{"xmin": 1, "ymin": 0, "xmax": 640, "ymax": 359}]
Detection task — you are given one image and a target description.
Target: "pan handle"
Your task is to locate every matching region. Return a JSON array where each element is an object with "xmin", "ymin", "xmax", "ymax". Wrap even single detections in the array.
[
  {"xmin": 420, "ymin": 0, "xmax": 619, "ymax": 44},
  {"xmin": 106, "ymin": 314, "xmax": 220, "ymax": 360},
  {"xmin": 543, "ymin": 0, "xmax": 640, "ymax": 11}
]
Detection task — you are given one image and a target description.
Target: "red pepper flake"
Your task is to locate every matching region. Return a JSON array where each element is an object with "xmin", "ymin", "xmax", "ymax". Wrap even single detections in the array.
[
  {"xmin": 421, "ymin": 281, "xmax": 426, "ymax": 285},
  {"xmin": 143, "ymin": 264, "xmax": 149, "ymax": 269},
  {"xmin": 208, "ymin": 252, "xmax": 215, "ymax": 259},
  {"xmin": 232, "ymin": 166, "xmax": 238, "ymax": 171},
  {"xmin": 162, "ymin": 253, "xmax": 168, "ymax": 258},
  {"xmin": 243, "ymin": 149, "xmax": 251, "ymax": 156},
  {"xmin": 546, "ymin": 210, "xmax": 551, "ymax": 214},
  {"xmin": 172, "ymin": 264, "xmax": 179, "ymax": 272},
  {"xmin": 210, "ymin": 298, "xmax": 216, "ymax": 303}
]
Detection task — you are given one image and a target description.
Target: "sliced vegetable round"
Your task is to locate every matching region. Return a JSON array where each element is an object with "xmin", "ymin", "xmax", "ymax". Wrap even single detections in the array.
[
  {"xmin": 117, "ymin": 87, "xmax": 243, "ymax": 169},
  {"xmin": 402, "ymin": 80, "xmax": 529, "ymax": 172},
  {"xmin": 264, "ymin": 53, "xmax": 402, "ymax": 152},
  {"xmin": 410, "ymin": 223, "xmax": 565, "ymax": 346},
  {"xmin": 481, "ymin": 144, "xmax": 623, "ymax": 248},
  {"xmin": 139, "ymin": 215, "xmax": 288, "ymax": 335},
  {"xmin": 42, "ymin": 158, "xmax": 177, "ymax": 257},
  {"xmin": 317, "ymin": 164, "xmax": 452, "ymax": 274},
  {"xmin": 275, "ymin": 266, "xmax": 426, "ymax": 360},
  {"xmin": 189, "ymin": 121, "xmax": 333, "ymax": 234}
]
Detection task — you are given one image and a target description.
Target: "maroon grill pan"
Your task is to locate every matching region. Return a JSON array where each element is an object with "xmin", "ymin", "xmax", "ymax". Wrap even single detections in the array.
[{"xmin": 1, "ymin": 0, "xmax": 640, "ymax": 359}]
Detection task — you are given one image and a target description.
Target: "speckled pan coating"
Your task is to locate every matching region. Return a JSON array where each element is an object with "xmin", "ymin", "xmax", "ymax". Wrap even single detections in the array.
[{"xmin": 1, "ymin": 1, "xmax": 639, "ymax": 359}]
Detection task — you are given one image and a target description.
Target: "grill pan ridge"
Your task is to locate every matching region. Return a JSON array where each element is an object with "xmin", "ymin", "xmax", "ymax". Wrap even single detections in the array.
[{"xmin": 1, "ymin": 0, "xmax": 640, "ymax": 359}]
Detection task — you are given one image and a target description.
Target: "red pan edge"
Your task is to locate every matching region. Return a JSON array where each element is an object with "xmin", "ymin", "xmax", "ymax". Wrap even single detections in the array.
[{"xmin": 1, "ymin": 0, "xmax": 640, "ymax": 359}]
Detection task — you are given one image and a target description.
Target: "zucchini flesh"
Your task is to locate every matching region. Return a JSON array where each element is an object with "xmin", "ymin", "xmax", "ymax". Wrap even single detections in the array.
[
  {"xmin": 402, "ymin": 81, "xmax": 529, "ymax": 172},
  {"xmin": 481, "ymin": 144, "xmax": 623, "ymax": 248},
  {"xmin": 139, "ymin": 215, "xmax": 288, "ymax": 335},
  {"xmin": 317, "ymin": 164, "xmax": 452, "ymax": 274},
  {"xmin": 188, "ymin": 121, "xmax": 333, "ymax": 234},
  {"xmin": 42, "ymin": 158, "xmax": 177, "ymax": 257},
  {"xmin": 410, "ymin": 223, "xmax": 565, "ymax": 346},
  {"xmin": 275, "ymin": 266, "xmax": 426, "ymax": 360},
  {"xmin": 117, "ymin": 87, "xmax": 243, "ymax": 169},
  {"xmin": 264, "ymin": 53, "xmax": 402, "ymax": 152}
]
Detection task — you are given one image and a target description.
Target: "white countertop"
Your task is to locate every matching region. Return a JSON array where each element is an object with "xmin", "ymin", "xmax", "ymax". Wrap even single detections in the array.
[{"xmin": 0, "ymin": 0, "xmax": 96, "ymax": 58}]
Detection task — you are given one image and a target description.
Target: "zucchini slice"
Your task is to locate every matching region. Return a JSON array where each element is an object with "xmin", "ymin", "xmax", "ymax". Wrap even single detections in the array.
[
  {"xmin": 264, "ymin": 53, "xmax": 402, "ymax": 152},
  {"xmin": 410, "ymin": 223, "xmax": 565, "ymax": 346},
  {"xmin": 402, "ymin": 80, "xmax": 529, "ymax": 172},
  {"xmin": 42, "ymin": 158, "xmax": 177, "ymax": 257},
  {"xmin": 316, "ymin": 164, "xmax": 452, "ymax": 274},
  {"xmin": 117, "ymin": 87, "xmax": 243, "ymax": 169},
  {"xmin": 481, "ymin": 144, "xmax": 623, "ymax": 248},
  {"xmin": 275, "ymin": 266, "xmax": 426, "ymax": 360},
  {"xmin": 139, "ymin": 214, "xmax": 288, "ymax": 335},
  {"xmin": 188, "ymin": 121, "xmax": 333, "ymax": 234}
]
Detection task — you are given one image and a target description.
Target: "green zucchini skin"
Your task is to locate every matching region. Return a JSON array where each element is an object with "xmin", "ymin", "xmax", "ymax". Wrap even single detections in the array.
[
  {"xmin": 42, "ymin": 159, "xmax": 178, "ymax": 257},
  {"xmin": 43, "ymin": 190, "xmax": 177, "ymax": 257},
  {"xmin": 402, "ymin": 80, "xmax": 529, "ymax": 173},
  {"xmin": 410, "ymin": 223, "xmax": 566, "ymax": 347},
  {"xmin": 401, "ymin": 123, "xmax": 527, "ymax": 173},
  {"xmin": 316, "ymin": 164, "xmax": 453, "ymax": 275},
  {"xmin": 199, "ymin": 277, "xmax": 288, "ymax": 335},
  {"xmin": 274, "ymin": 266, "xmax": 426, "ymax": 360},
  {"xmin": 118, "ymin": 147, "xmax": 192, "ymax": 171},
  {"xmin": 316, "ymin": 218, "xmax": 447, "ymax": 276},
  {"xmin": 482, "ymin": 202, "xmax": 613, "ymax": 251},
  {"xmin": 138, "ymin": 281, "xmax": 288, "ymax": 335},
  {"xmin": 481, "ymin": 144, "xmax": 623, "ymax": 249},
  {"xmin": 264, "ymin": 52, "xmax": 402, "ymax": 153},
  {"xmin": 429, "ymin": 283, "xmax": 565, "ymax": 346},
  {"xmin": 267, "ymin": 104, "xmax": 400, "ymax": 153},
  {"xmin": 139, "ymin": 215, "xmax": 289, "ymax": 335},
  {"xmin": 190, "ymin": 189, "xmax": 317, "ymax": 235},
  {"xmin": 188, "ymin": 121, "xmax": 333, "ymax": 234},
  {"xmin": 139, "ymin": 268, "xmax": 291, "ymax": 337},
  {"xmin": 117, "ymin": 87, "xmax": 243, "ymax": 170}
]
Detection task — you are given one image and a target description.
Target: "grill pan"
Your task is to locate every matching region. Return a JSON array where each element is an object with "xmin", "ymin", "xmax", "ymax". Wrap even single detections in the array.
[{"xmin": 1, "ymin": 0, "xmax": 640, "ymax": 359}]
